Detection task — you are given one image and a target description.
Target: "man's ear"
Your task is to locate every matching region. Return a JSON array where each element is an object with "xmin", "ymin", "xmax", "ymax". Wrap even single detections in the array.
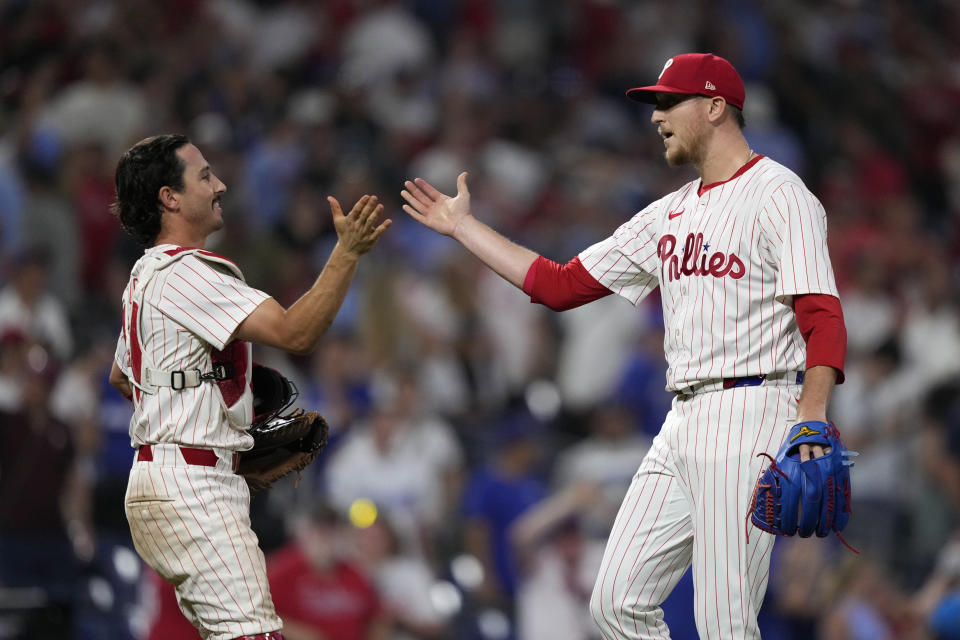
[
  {"xmin": 159, "ymin": 185, "xmax": 179, "ymax": 211},
  {"xmin": 707, "ymin": 97, "xmax": 728, "ymax": 123}
]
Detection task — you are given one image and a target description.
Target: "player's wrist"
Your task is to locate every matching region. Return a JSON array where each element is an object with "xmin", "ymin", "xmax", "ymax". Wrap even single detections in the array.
[
  {"xmin": 332, "ymin": 240, "xmax": 365, "ymax": 261},
  {"xmin": 450, "ymin": 212, "xmax": 475, "ymax": 241}
]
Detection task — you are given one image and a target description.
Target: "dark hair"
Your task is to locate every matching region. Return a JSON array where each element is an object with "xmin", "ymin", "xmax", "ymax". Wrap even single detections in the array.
[
  {"xmin": 306, "ymin": 502, "xmax": 343, "ymax": 526},
  {"xmin": 110, "ymin": 134, "xmax": 190, "ymax": 247},
  {"xmin": 730, "ymin": 105, "xmax": 746, "ymax": 129}
]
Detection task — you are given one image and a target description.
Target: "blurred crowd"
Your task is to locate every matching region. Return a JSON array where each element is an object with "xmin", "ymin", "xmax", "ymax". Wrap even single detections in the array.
[{"xmin": 1, "ymin": 0, "xmax": 960, "ymax": 639}]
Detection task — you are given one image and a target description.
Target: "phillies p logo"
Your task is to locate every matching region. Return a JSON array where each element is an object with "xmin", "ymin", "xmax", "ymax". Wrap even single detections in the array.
[{"xmin": 659, "ymin": 58, "xmax": 675, "ymax": 81}]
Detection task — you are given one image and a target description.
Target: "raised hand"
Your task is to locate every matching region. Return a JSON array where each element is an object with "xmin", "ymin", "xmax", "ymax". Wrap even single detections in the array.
[
  {"xmin": 329, "ymin": 194, "xmax": 391, "ymax": 256},
  {"xmin": 401, "ymin": 171, "xmax": 472, "ymax": 237}
]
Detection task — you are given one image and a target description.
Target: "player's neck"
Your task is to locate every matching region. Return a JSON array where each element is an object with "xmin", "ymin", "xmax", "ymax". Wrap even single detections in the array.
[
  {"xmin": 154, "ymin": 215, "xmax": 210, "ymax": 249},
  {"xmin": 154, "ymin": 230, "xmax": 207, "ymax": 250},
  {"xmin": 697, "ymin": 135, "xmax": 754, "ymax": 186}
]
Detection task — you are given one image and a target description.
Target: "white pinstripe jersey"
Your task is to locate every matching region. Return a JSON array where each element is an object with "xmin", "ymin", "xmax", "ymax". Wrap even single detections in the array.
[
  {"xmin": 114, "ymin": 244, "xmax": 270, "ymax": 451},
  {"xmin": 578, "ymin": 156, "xmax": 838, "ymax": 392}
]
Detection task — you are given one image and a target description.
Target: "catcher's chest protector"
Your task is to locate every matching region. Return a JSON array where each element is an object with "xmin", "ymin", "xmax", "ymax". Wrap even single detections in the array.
[{"xmin": 124, "ymin": 247, "xmax": 255, "ymax": 430}]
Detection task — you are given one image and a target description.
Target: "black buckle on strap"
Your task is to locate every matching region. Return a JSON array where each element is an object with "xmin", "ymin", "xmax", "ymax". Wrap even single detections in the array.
[
  {"xmin": 200, "ymin": 363, "xmax": 234, "ymax": 381},
  {"xmin": 171, "ymin": 370, "xmax": 187, "ymax": 390}
]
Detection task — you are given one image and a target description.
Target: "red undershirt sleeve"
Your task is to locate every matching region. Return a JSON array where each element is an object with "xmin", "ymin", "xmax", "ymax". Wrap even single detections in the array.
[
  {"xmin": 521, "ymin": 256, "xmax": 613, "ymax": 311},
  {"xmin": 793, "ymin": 293, "xmax": 846, "ymax": 384}
]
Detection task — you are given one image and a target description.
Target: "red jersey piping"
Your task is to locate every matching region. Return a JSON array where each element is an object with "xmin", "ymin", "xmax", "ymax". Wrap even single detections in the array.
[{"xmin": 697, "ymin": 155, "xmax": 764, "ymax": 197}]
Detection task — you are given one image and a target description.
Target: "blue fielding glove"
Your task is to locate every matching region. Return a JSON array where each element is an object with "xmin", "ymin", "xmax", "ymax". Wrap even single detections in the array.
[{"xmin": 749, "ymin": 421, "xmax": 857, "ymax": 539}]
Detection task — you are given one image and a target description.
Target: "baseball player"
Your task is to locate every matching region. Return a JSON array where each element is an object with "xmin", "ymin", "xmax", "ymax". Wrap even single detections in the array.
[
  {"xmin": 107, "ymin": 134, "xmax": 390, "ymax": 640},
  {"xmin": 400, "ymin": 53, "xmax": 846, "ymax": 639}
]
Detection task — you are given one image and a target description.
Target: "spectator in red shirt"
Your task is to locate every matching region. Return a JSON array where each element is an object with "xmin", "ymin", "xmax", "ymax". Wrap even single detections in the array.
[
  {"xmin": 267, "ymin": 503, "xmax": 392, "ymax": 640},
  {"xmin": 142, "ymin": 569, "xmax": 202, "ymax": 640}
]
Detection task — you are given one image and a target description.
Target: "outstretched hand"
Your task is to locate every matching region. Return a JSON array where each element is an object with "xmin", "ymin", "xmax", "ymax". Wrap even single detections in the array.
[
  {"xmin": 401, "ymin": 172, "xmax": 472, "ymax": 237},
  {"xmin": 329, "ymin": 194, "xmax": 391, "ymax": 257}
]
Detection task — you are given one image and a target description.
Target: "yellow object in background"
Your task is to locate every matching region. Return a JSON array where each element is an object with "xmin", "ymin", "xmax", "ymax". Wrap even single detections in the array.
[{"xmin": 349, "ymin": 498, "xmax": 378, "ymax": 528}]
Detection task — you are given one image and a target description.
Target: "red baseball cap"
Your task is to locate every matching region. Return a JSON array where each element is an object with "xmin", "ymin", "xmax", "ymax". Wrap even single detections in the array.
[{"xmin": 626, "ymin": 53, "xmax": 745, "ymax": 110}]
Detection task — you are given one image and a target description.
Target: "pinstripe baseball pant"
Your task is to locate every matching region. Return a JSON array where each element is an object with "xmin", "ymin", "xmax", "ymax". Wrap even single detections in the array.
[
  {"xmin": 590, "ymin": 385, "xmax": 798, "ymax": 639},
  {"xmin": 125, "ymin": 444, "xmax": 283, "ymax": 640}
]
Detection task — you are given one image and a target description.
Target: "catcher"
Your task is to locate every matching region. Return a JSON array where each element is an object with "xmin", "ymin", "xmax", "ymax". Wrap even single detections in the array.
[{"xmin": 108, "ymin": 135, "xmax": 389, "ymax": 640}]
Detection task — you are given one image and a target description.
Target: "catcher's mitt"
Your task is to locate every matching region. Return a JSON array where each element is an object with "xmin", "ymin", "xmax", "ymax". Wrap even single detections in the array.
[
  {"xmin": 237, "ymin": 365, "xmax": 330, "ymax": 493},
  {"xmin": 748, "ymin": 421, "xmax": 858, "ymax": 543}
]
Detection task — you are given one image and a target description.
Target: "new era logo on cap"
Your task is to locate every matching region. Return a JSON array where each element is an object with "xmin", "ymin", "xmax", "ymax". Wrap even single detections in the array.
[{"xmin": 626, "ymin": 53, "xmax": 745, "ymax": 109}]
